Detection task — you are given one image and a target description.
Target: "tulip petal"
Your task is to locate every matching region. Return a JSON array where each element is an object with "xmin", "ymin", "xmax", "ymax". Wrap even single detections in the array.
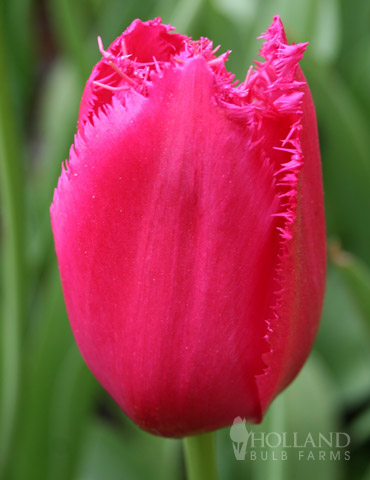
[{"xmin": 51, "ymin": 16, "xmax": 326, "ymax": 436}]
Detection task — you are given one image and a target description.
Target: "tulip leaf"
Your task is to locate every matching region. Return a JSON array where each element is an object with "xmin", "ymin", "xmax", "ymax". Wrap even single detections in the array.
[
  {"xmin": 340, "ymin": 35, "xmax": 370, "ymax": 118},
  {"xmin": 349, "ymin": 405, "xmax": 370, "ymax": 448},
  {"xmin": 77, "ymin": 420, "xmax": 140, "ymax": 480},
  {"xmin": 48, "ymin": 0, "xmax": 91, "ymax": 80},
  {"xmin": 337, "ymin": 0, "xmax": 370, "ymax": 119},
  {"xmin": 76, "ymin": 419, "xmax": 182, "ymax": 480},
  {"xmin": 11, "ymin": 266, "xmax": 77, "ymax": 480},
  {"xmin": 339, "ymin": 0, "xmax": 370, "ymax": 58},
  {"xmin": 0, "ymin": 0, "xmax": 36, "ymax": 116},
  {"xmin": 28, "ymin": 59, "xmax": 80, "ymax": 284},
  {"xmin": 363, "ymin": 462, "xmax": 370, "ymax": 480},
  {"xmin": 329, "ymin": 245, "xmax": 370, "ymax": 337},
  {"xmin": 315, "ymin": 266, "xmax": 370, "ymax": 405},
  {"xmin": 47, "ymin": 346, "xmax": 99, "ymax": 480},
  {"xmin": 0, "ymin": 17, "xmax": 26, "ymax": 476},
  {"xmin": 308, "ymin": 0, "xmax": 340, "ymax": 64}
]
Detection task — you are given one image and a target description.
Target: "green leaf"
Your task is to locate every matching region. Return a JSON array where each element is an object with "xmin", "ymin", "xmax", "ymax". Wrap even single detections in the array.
[
  {"xmin": 47, "ymin": 347, "xmax": 99, "ymax": 480},
  {"xmin": 349, "ymin": 405, "xmax": 370, "ymax": 448},
  {"xmin": 0, "ymin": 14, "xmax": 26, "ymax": 476},
  {"xmin": 77, "ymin": 419, "xmax": 182, "ymax": 480},
  {"xmin": 362, "ymin": 462, "xmax": 370, "ymax": 480},
  {"xmin": 316, "ymin": 266, "xmax": 370, "ymax": 405},
  {"xmin": 27, "ymin": 59, "xmax": 80, "ymax": 282},
  {"xmin": 11, "ymin": 266, "xmax": 75, "ymax": 480},
  {"xmin": 330, "ymin": 245, "xmax": 370, "ymax": 336},
  {"xmin": 48, "ymin": 0, "xmax": 92, "ymax": 81}
]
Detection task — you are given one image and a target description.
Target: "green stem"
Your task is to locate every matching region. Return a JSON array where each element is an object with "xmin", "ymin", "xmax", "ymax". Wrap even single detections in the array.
[
  {"xmin": 267, "ymin": 394, "xmax": 285, "ymax": 480},
  {"xmin": 183, "ymin": 433, "xmax": 218, "ymax": 480},
  {"xmin": 0, "ymin": 13, "xmax": 25, "ymax": 477}
]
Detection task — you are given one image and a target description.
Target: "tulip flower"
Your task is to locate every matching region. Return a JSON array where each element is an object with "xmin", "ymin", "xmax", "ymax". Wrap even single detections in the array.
[{"xmin": 50, "ymin": 16, "xmax": 326, "ymax": 439}]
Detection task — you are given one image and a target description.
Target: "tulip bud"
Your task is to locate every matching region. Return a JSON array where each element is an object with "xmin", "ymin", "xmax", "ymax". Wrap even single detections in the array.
[{"xmin": 51, "ymin": 16, "xmax": 326, "ymax": 437}]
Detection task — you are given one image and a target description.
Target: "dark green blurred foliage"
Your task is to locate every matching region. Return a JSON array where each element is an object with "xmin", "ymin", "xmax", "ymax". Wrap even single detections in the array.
[{"xmin": 0, "ymin": 0, "xmax": 370, "ymax": 479}]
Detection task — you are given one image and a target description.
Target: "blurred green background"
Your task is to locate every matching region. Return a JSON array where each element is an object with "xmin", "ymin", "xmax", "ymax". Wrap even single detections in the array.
[{"xmin": 1, "ymin": 0, "xmax": 370, "ymax": 479}]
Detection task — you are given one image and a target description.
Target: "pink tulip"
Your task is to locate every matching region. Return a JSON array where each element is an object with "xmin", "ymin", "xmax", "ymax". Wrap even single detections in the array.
[{"xmin": 51, "ymin": 16, "xmax": 326, "ymax": 437}]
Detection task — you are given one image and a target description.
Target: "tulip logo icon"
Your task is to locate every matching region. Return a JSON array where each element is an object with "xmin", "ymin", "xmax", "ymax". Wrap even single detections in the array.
[{"xmin": 230, "ymin": 417, "xmax": 250, "ymax": 460}]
